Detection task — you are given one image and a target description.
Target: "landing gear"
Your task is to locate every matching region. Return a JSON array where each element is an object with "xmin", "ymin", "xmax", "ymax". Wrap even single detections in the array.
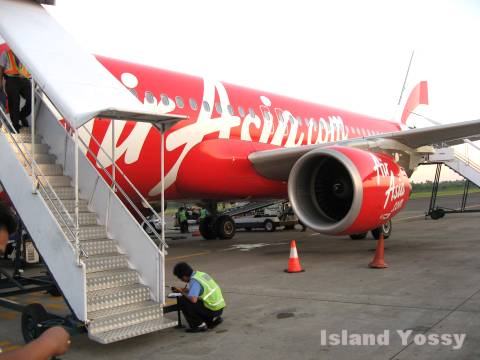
[
  {"xmin": 371, "ymin": 220, "xmax": 392, "ymax": 240},
  {"xmin": 199, "ymin": 216, "xmax": 218, "ymax": 240},
  {"xmin": 217, "ymin": 215, "xmax": 236, "ymax": 239},
  {"xmin": 199, "ymin": 215, "xmax": 236, "ymax": 240},
  {"xmin": 349, "ymin": 232, "xmax": 367, "ymax": 240}
]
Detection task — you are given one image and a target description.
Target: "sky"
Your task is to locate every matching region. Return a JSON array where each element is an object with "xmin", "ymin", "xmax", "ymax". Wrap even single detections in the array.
[{"xmin": 44, "ymin": 0, "xmax": 480, "ymax": 182}]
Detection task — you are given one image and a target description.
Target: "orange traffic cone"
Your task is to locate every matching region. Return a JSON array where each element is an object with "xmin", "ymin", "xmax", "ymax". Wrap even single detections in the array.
[
  {"xmin": 369, "ymin": 233, "xmax": 388, "ymax": 268},
  {"xmin": 285, "ymin": 240, "xmax": 305, "ymax": 273}
]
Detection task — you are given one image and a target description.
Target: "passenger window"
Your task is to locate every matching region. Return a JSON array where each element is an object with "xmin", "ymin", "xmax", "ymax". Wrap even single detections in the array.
[
  {"xmin": 249, "ymin": 108, "xmax": 255, "ymax": 118},
  {"xmin": 263, "ymin": 111, "xmax": 271, "ymax": 121},
  {"xmin": 215, "ymin": 102, "xmax": 222, "ymax": 114},
  {"xmin": 129, "ymin": 89, "xmax": 138, "ymax": 98},
  {"xmin": 203, "ymin": 101, "xmax": 211, "ymax": 112},
  {"xmin": 160, "ymin": 94, "xmax": 169, "ymax": 106},
  {"xmin": 227, "ymin": 105, "xmax": 234, "ymax": 116},
  {"xmin": 145, "ymin": 91, "xmax": 155, "ymax": 104},
  {"xmin": 175, "ymin": 96, "xmax": 184, "ymax": 109},
  {"xmin": 277, "ymin": 111, "xmax": 285, "ymax": 124},
  {"xmin": 238, "ymin": 106, "xmax": 245, "ymax": 117},
  {"xmin": 189, "ymin": 98, "xmax": 198, "ymax": 111}
]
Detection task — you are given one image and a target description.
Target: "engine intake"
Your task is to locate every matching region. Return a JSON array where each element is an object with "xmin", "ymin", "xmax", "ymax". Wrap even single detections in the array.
[{"xmin": 288, "ymin": 146, "xmax": 410, "ymax": 235}]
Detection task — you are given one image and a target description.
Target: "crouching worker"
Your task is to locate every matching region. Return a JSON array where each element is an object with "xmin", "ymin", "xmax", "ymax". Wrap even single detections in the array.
[{"xmin": 172, "ymin": 262, "xmax": 225, "ymax": 333}]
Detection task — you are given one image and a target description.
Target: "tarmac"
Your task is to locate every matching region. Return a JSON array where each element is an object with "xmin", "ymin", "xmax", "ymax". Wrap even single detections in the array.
[{"xmin": 0, "ymin": 193, "xmax": 479, "ymax": 359}]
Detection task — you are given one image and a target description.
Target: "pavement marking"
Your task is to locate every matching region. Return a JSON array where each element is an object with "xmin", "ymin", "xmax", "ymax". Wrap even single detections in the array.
[
  {"xmin": 221, "ymin": 242, "xmax": 290, "ymax": 252},
  {"xmin": 0, "ymin": 311, "xmax": 18, "ymax": 320},
  {"xmin": 2, "ymin": 345, "xmax": 20, "ymax": 352},
  {"xmin": 388, "ymin": 286, "xmax": 480, "ymax": 360},
  {"xmin": 166, "ymin": 251, "xmax": 211, "ymax": 262}
]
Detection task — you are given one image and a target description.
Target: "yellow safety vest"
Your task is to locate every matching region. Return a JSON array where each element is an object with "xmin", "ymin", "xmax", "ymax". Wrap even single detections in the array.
[{"xmin": 3, "ymin": 50, "xmax": 31, "ymax": 79}]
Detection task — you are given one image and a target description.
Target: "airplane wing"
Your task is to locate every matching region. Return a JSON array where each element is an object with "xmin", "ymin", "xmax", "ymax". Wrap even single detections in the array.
[{"xmin": 249, "ymin": 118, "xmax": 480, "ymax": 180}]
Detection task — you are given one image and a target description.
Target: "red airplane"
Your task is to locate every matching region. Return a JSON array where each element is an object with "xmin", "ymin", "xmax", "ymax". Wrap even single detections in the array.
[{"xmin": 2, "ymin": 42, "xmax": 479, "ymax": 241}]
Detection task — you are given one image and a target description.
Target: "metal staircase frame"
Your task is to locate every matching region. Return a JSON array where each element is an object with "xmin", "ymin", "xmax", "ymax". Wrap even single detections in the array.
[
  {"xmin": 0, "ymin": 74, "xmax": 186, "ymax": 341},
  {"xmin": 425, "ymin": 140, "xmax": 480, "ymax": 219}
]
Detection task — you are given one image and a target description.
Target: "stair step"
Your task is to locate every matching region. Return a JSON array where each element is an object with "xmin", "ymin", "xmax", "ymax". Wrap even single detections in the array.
[
  {"xmin": 27, "ymin": 163, "xmax": 63, "ymax": 176},
  {"xmin": 15, "ymin": 142, "xmax": 49, "ymax": 154},
  {"xmin": 53, "ymin": 211, "xmax": 97, "ymax": 226},
  {"xmin": 19, "ymin": 153, "xmax": 56, "ymax": 165},
  {"xmin": 39, "ymin": 175, "xmax": 71, "ymax": 187},
  {"xmin": 88, "ymin": 301, "xmax": 162, "ymax": 335},
  {"xmin": 19, "ymin": 127, "xmax": 31, "ymax": 134},
  {"xmin": 64, "ymin": 226, "xmax": 107, "ymax": 241},
  {"xmin": 50, "ymin": 199, "xmax": 88, "ymax": 213},
  {"xmin": 78, "ymin": 238, "xmax": 118, "ymax": 257},
  {"xmin": 41, "ymin": 186, "xmax": 76, "ymax": 200},
  {"xmin": 87, "ymin": 284, "xmax": 151, "ymax": 312},
  {"xmin": 88, "ymin": 317, "xmax": 177, "ymax": 344},
  {"xmin": 87, "ymin": 268, "xmax": 138, "ymax": 292},
  {"xmin": 84, "ymin": 254, "xmax": 129, "ymax": 273},
  {"xmin": 9, "ymin": 133, "xmax": 42, "ymax": 143}
]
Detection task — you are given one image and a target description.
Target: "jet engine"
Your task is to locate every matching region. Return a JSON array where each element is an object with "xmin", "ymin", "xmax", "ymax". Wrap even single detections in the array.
[{"xmin": 288, "ymin": 146, "xmax": 411, "ymax": 235}]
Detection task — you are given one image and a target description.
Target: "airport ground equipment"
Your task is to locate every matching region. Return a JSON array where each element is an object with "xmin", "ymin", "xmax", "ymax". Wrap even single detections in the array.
[
  {"xmin": 222, "ymin": 199, "xmax": 288, "ymax": 217},
  {"xmin": 0, "ymin": 0, "xmax": 187, "ymax": 343},
  {"xmin": 425, "ymin": 141, "xmax": 480, "ymax": 219}
]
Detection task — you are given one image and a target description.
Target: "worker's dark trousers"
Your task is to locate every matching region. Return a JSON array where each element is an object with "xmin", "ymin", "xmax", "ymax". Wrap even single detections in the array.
[
  {"xmin": 177, "ymin": 297, "xmax": 223, "ymax": 328},
  {"xmin": 5, "ymin": 76, "xmax": 31, "ymax": 131},
  {"xmin": 180, "ymin": 221, "xmax": 189, "ymax": 233}
]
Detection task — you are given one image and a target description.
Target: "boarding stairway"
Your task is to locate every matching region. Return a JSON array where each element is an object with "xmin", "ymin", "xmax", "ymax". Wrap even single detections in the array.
[
  {"xmin": 1, "ymin": 125, "xmax": 176, "ymax": 343},
  {"xmin": 423, "ymin": 141, "xmax": 480, "ymax": 218},
  {"xmin": 0, "ymin": 0, "xmax": 186, "ymax": 344},
  {"xmin": 426, "ymin": 141, "xmax": 480, "ymax": 187},
  {"xmin": 223, "ymin": 200, "xmax": 288, "ymax": 217}
]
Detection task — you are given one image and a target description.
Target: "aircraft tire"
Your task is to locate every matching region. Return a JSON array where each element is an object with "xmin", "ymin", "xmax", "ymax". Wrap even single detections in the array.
[
  {"xmin": 199, "ymin": 216, "xmax": 218, "ymax": 240},
  {"xmin": 217, "ymin": 215, "xmax": 236, "ymax": 240},
  {"xmin": 371, "ymin": 220, "xmax": 392, "ymax": 240},
  {"xmin": 349, "ymin": 232, "xmax": 367, "ymax": 240}
]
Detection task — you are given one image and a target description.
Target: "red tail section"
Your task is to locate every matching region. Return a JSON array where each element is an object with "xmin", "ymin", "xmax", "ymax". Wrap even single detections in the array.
[{"xmin": 400, "ymin": 81, "xmax": 429, "ymax": 125}]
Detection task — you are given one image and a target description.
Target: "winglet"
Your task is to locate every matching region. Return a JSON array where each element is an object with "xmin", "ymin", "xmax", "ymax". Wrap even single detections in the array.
[{"xmin": 400, "ymin": 81, "xmax": 429, "ymax": 125}]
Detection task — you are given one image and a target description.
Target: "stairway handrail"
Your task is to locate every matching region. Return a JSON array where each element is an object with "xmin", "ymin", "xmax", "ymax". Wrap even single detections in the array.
[
  {"xmin": 454, "ymin": 151, "xmax": 480, "ymax": 173},
  {"xmin": 79, "ymin": 126, "xmax": 168, "ymax": 248},
  {"xmin": 35, "ymin": 89, "xmax": 168, "ymax": 250},
  {"xmin": 74, "ymin": 133, "xmax": 167, "ymax": 250},
  {"xmin": 464, "ymin": 139, "xmax": 480, "ymax": 152},
  {"xmin": 0, "ymin": 108, "xmax": 87, "ymax": 260}
]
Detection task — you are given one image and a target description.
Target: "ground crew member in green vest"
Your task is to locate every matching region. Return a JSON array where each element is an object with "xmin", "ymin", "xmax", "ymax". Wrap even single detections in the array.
[
  {"xmin": 178, "ymin": 207, "xmax": 189, "ymax": 233},
  {"xmin": 199, "ymin": 208, "xmax": 208, "ymax": 220},
  {"xmin": 172, "ymin": 262, "xmax": 225, "ymax": 333},
  {"xmin": 0, "ymin": 49, "xmax": 32, "ymax": 132}
]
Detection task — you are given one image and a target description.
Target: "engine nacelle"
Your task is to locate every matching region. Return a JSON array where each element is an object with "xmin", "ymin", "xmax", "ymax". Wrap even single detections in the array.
[{"xmin": 288, "ymin": 146, "xmax": 411, "ymax": 235}]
